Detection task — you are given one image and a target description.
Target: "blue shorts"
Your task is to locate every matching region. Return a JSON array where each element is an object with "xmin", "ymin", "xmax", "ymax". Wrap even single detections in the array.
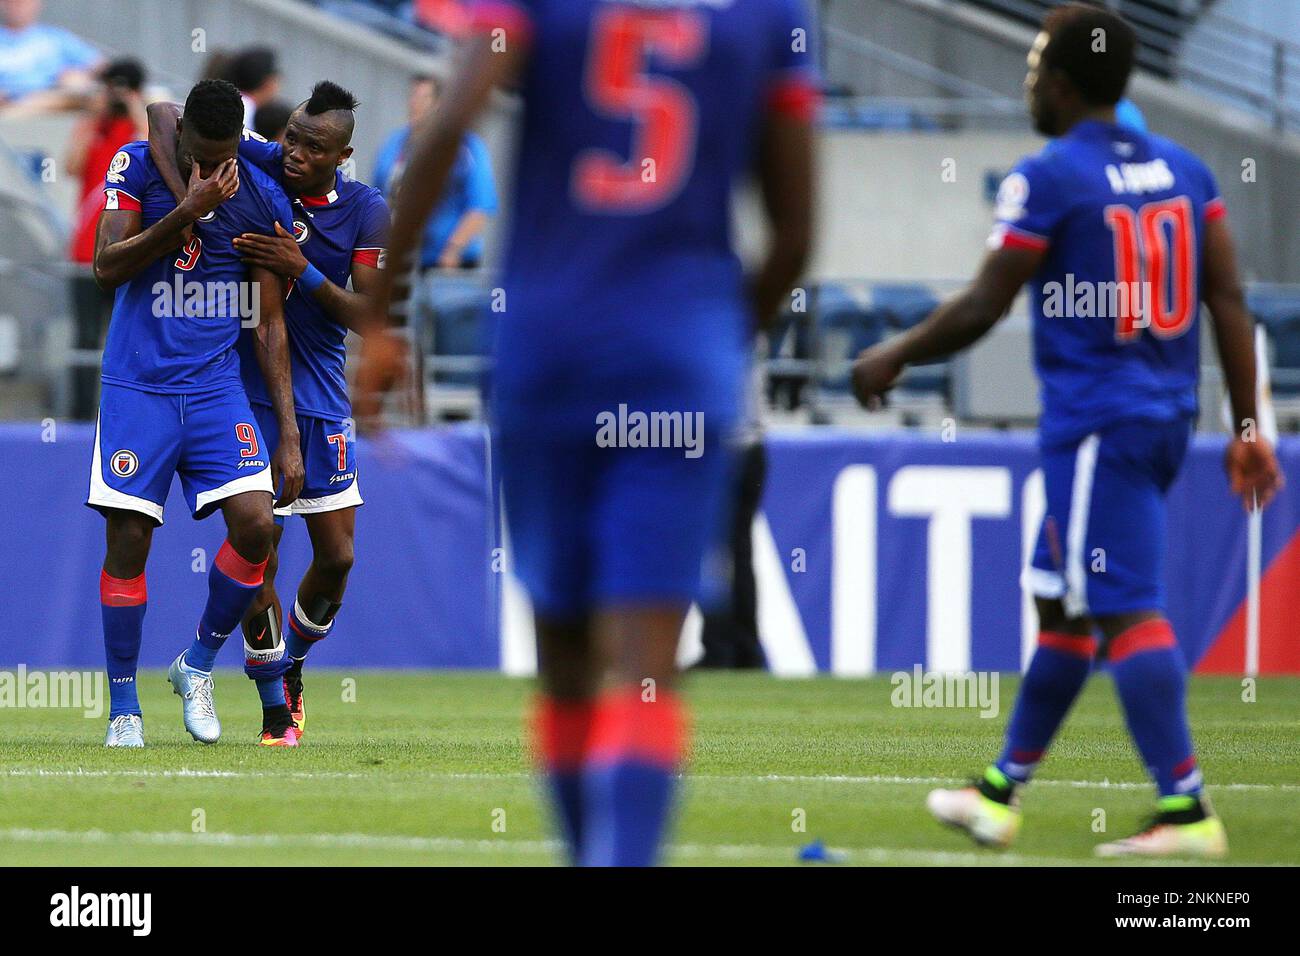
[
  {"xmin": 252, "ymin": 405, "xmax": 362, "ymax": 518},
  {"xmin": 87, "ymin": 383, "xmax": 273, "ymax": 524},
  {"xmin": 496, "ymin": 426, "xmax": 736, "ymax": 617},
  {"xmin": 1027, "ymin": 416, "xmax": 1192, "ymax": 617}
]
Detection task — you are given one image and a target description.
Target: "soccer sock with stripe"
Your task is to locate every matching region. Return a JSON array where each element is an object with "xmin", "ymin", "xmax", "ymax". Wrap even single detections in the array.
[
  {"xmin": 186, "ymin": 541, "xmax": 266, "ymax": 673},
  {"xmin": 1108, "ymin": 618, "xmax": 1202, "ymax": 798},
  {"xmin": 532, "ymin": 695, "xmax": 595, "ymax": 863},
  {"xmin": 285, "ymin": 598, "xmax": 333, "ymax": 660},
  {"xmin": 994, "ymin": 630, "xmax": 1097, "ymax": 784},
  {"xmin": 579, "ymin": 685, "xmax": 687, "ymax": 867},
  {"xmin": 101, "ymin": 570, "xmax": 146, "ymax": 718}
]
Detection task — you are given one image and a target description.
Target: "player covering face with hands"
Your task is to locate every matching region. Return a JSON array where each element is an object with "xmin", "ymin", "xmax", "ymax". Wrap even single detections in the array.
[
  {"xmin": 147, "ymin": 80, "xmax": 391, "ymax": 746},
  {"xmin": 90, "ymin": 79, "xmax": 304, "ymax": 749},
  {"xmin": 852, "ymin": 4, "xmax": 1282, "ymax": 858}
]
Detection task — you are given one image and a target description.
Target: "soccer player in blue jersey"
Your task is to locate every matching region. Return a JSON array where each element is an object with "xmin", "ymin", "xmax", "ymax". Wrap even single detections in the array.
[
  {"xmin": 147, "ymin": 81, "xmax": 390, "ymax": 745},
  {"xmin": 356, "ymin": 0, "xmax": 818, "ymax": 865},
  {"xmin": 852, "ymin": 4, "xmax": 1283, "ymax": 858},
  {"xmin": 89, "ymin": 79, "xmax": 304, "ymax": 749}
]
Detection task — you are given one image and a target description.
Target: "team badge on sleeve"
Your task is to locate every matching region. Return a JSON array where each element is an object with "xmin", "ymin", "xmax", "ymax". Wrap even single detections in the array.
[
  {"xmin": 995, "ymin": 172, "xmax": 1030, "ymax": 222},
  {"xmin": 106, "ymin": 150, "xmax": 131, "ymax": 184}
]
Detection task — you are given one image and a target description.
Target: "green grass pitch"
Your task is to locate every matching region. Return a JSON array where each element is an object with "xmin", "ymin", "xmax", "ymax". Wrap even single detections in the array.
[{"xmin": 1, "ymin": 671, "xmax": 1296, "ymax": 866}]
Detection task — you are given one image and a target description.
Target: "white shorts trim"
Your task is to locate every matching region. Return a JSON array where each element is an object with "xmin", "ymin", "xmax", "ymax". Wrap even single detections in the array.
[
  {"xmin": 1063, "ymin": 432, "xmax": 1100, "ymax": 618},
  {"xmin": 1024, "ymin": 565, "xmax": 1067, "ymax": 599},
  {"xmin": 86, "ymin": 414, "xmax": 166, "ymax": 524},
  {"xmin": 275, "ymin": 480, "xmax": 363, "ymax": 516},
  {"xmin": 194, "ymin": 466, "xmax": 274, "ymax": 515}
]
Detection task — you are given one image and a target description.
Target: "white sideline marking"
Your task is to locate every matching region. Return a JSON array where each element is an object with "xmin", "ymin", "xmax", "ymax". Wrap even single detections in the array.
[
  {"xmin": 0, "ymin": 827, "xmax": 1278, "ymax": 867},
  {"xmin": 3, "ymin": 768, "xmax": 1296, "ymax": 793}
]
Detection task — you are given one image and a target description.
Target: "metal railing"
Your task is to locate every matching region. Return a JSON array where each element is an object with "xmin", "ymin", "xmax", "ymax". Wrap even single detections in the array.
[{"xmin": 963, "ymin": 0, "xmax": 1300, "ymax": 134}]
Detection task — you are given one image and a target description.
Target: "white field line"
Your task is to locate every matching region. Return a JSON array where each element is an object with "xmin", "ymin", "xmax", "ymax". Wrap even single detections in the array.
[
  {"xmin": 0, "ymin": 826, "xmax": 1259, "ymax": 867},
  {"xmin": 2, "ymin": 768, "xmax": 1297, "ymax": 793}
]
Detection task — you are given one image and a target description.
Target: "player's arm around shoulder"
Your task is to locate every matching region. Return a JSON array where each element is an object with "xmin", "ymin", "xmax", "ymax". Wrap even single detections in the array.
[{"xmin": 249, "ymin": 263, "xmax": 305, "ymax": 508}]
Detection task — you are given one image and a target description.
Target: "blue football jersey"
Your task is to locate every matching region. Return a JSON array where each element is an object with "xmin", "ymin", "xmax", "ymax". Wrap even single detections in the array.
[
  {"xmin": 234, "ymin": 131, "xmax": 391, "ymax": 420},
  {"xmin": 988, "ymin": 119, "xmax": 1225, "ymax": 446},
  {"xmin": 468, "ymin": 0, "xmax": 819, "ymax": 431},
  {"xmin": 99, "ymin": 141, "xmax": 296, "ymax": 394}
]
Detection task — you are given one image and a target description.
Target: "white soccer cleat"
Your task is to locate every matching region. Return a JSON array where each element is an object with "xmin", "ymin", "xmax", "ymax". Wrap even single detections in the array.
[
  {"xmin": 168, "ymin": 652, "xmax": 221, "ymax": 744},
  {"xmin": 927, "ymin": 784, "xmax": 1022, "ymax": 848},
  {"xmin": 104, "ymin": 713, "xmax": 144, "ymax": 748},
  {"xmin": 1095, "ymin": 815, "xmax": 1228, "ymax": 859}
]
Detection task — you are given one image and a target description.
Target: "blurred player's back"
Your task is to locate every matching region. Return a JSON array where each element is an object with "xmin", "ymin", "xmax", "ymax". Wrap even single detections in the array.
[{"xmin": 489, "ymin": 0, "xmax": 816, "ymax": 430}]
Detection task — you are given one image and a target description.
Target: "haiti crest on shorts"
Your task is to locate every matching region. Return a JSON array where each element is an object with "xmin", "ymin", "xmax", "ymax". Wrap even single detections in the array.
[{"xmin": 110, "ymin": 449, "xmax": 139, "ymax": 478}]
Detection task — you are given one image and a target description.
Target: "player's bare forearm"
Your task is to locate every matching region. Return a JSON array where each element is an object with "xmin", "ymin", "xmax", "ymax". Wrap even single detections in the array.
[
  {"xmin": 93, "ymin": 205, "xmax": 197, "ymax": 289},
  {"xmin": 750, "ymin": 112, "xmax": 815, "ymax": 332},
  {"xmin": 1203, "ymin": 216, "xmax": 1258, "ymax": 431},
  {"xmin": 146, "ymin": 101, "xmax": 187, "ymax": 204},
  {"xmin": 852, "ymin": 245, "xmax": 1041, "ymax": 407},
  {"xmin": 384, "ymin": 34, "xmax": 523, "ymax": 306},
  {"xmin": 893, "ymin": 247, "xmax": 1042, "ymax": 366},
  {"xmin": 317, "ymin": 263, "xmax": 387, "ymax": 337},
  {"xmin": 250, "ymin": 267, "xmax": 298, "ymax": 435}
]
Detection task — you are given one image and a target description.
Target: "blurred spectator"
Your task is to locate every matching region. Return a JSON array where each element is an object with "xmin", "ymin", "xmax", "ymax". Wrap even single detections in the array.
[
  {"xmin": 0, "ymin": 0, "xmax": 100, "ymax": 112},
  {"xmin": 65, "ymin": 57, "xmax": 147, "ymax": 418},
  {"xmin": 228, "ymin": 46, "xmax": 280, "ymax": 128},
  {"xmin": 374, "ymin": 74, "xmax": 497, "ymax": 271},
  {"xmin": 201, "ymin": 48, "xmax": 236, "ymax": 83},
  {"xmin": 253, "ymin": 98, "xmax": 293, "ymax": 145}
]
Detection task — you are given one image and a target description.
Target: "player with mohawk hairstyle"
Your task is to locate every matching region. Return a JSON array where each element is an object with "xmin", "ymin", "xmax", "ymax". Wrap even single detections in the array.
[{"xmin": 149, "ymin": 80, "xmax": 391, "ymax": 746}]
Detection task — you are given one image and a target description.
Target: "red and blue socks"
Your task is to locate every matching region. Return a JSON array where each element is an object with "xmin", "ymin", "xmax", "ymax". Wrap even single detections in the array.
[
  {"xmin": 285, "ymin": 597, "xmax": 333, "ymax": 660},
  {"xmin": 532, "ymin": 695, "xmax": 594, "ymax": 863},
  {"xmin": 579, "ymin": 686, "xmax": 688, "ymax": 867},
  {"xmin": 101, "ymin": 570, "xmax": 147, "ymax": 718},
  {"xmin": 1108, "ymin": 618, "xmax": 1202, "ymax": 797},
  {"xmin": 995, "ymin": 630, "xmax": 1097, "ymax": 784},
  {"xmin": 185, "ymin": 541, "xmax": 266, "ymax": 673}
]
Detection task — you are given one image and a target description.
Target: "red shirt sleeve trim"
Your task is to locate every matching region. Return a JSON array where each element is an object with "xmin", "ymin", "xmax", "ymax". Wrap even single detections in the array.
[
  {"xmin": 104, "ymin": 187, "xmax": 141, "ymax": 212},
  {"xmin": 352, "ymin": 248, "xmax": 384, "ymax": 268},
  {"xmin": 999, "ymin": 227, "xmax": 1049, "ymax": 252},
  {"xmin": 1205, "ymin": 198, "xmax": 1227, "ymax": 222},
  {"xmin": 767, "ymin": 74, "xmax": 821, "ymax": 123}
]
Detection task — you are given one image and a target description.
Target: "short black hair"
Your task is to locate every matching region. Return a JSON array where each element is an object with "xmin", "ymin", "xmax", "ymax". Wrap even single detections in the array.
[
  {"xmin": 1041, "ymin": 2, "xmax": 1137, "ymax": 106},
  {"xmin": 304, "ymin": 80, "xmax": 359, "ymax": 116},
  {"xmin": 101, "ymin": 57, "xmax": 145, "ymax": 91},
  {"xmin": 183, "ymin": 79, "xmax": 245, "ymax": 141},
  {"xmin": 253, "ymin": 99, "xmax": 293, "ymax": 141},
  {"xmin": 230, "ymin": 46, "xmax": 278, "ymax": 93}
]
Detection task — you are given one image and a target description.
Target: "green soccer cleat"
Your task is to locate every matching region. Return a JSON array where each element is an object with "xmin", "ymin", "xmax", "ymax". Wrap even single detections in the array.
[
  {"xmin": 1095, "ymin": 796, "xmax": 1228, "ymax": 859},
  {"xmin": 927, "ymin": 767, "xmax": 1022, "ymax": 848}
]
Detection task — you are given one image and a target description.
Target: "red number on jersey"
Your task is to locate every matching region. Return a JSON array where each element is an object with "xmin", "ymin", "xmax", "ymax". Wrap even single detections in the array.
[
  {"xmin": 572, "ymin": 7, "xmax": 708, "ymax": 213},
  {"xmin": 235, "ymin": 422, "xmax": 259, "ymax": 458},
  {"xmin": 175, "ymin": 235, "xmax": 202, "ymax": 272},
  {"xmin": 326, "ymin": 432, "xmax": 348, "ymax": 472},
  {"xmin": 1104, "ymin": 196, "xmax": 1196, "ymax": 342}
]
